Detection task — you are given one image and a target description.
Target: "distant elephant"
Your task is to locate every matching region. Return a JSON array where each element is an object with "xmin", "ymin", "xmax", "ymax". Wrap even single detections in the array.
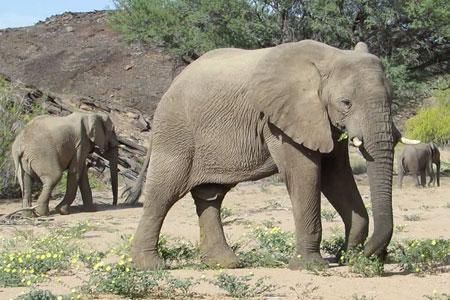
[
  {"xmin": 12, "ymin": 111, "xmax": 119, "ymax": 216},
  {"xmin": 130, "ymin": 40, "xmax": 419, "ymax": 270},
  {"xmin": 397, "ymin": 142, "xmax": 440, "ymax": 188}
]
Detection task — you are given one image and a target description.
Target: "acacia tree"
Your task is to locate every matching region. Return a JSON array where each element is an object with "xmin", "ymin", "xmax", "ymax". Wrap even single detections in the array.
[{"xmin": 110, "ymin": 0, "xmax": 449, "ymax": 110}]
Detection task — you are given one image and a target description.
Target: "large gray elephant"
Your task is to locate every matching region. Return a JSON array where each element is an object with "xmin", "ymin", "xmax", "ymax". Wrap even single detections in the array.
[
  {"xmin": 12, "ymin": 111, "xmax": 119, "ymax": 216},
  {"xmin": 130, "ymin": 40, "xmax": 419, "ymax": 270},
  {"xmin": 397, "ymin": 142, "xmax": 440, "ymax": 188}
]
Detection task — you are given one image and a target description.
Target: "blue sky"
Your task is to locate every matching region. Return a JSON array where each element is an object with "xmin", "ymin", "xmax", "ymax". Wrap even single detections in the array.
[{"xmin": 0, "ymin": 0, "xmax": 114, "ymax": 29}]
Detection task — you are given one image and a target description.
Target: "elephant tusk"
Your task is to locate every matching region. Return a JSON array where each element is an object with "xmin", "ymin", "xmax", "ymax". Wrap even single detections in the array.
[
  {"xmin": 352, "ymin": 137, "xmax": 363, "ymax": 147},
  {"xmin": 400, "ymin": 137, "xmax": 421, "ymax": 145}
]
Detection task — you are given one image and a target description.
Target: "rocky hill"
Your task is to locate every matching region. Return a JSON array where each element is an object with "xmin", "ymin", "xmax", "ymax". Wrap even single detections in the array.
[{"xmin": 0, "ymin": 11, "xmax": 184, "ymax": 120}]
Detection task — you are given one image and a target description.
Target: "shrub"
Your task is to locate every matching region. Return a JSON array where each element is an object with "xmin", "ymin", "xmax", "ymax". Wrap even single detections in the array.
[
  {"xmin": 236, "ymin": 222, "xmax": 294, "ymax": 267},
  {"xmin": 84, "ymin": 264, "xmax": 198, "ymax": 299},
  {"xmin": 0, "ymin": 77, "xmax": 45, "ymax": 198},
  {"xmin": 405, "ymin": 88, "xmax": 450, "ymax": 146},
  {"xmin": 0, "ymin": 222, "xmax": 93, "ymax": 287},
  {"xmin": 209, "ymin": 272, "xmax": 276, "ymax": 298},
  {"xmin": 340, "ymin": 248, "xmax": 384, "ymax": 277},
  {"xmin": 321, "ymin": 233, "xmax": 345, "ymax": 257},
  {"xmin": 389, "ymin": 239, "xmax": 450, "ymax": 274},
  {"xmin": 321, "ymin": 208, "xmax": 337, "ymax": 222},
  {"xmin": 157, "ymin": 235, "xmax": 199, "ymax": 266},
  {"xmin": 15, "ymin": 289, "xmax": 56, "ymax": 300}
]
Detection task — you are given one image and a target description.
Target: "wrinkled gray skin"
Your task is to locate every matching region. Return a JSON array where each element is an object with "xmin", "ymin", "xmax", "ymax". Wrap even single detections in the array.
[
  {"xmin": 12, "ymin": 112, "xmax": 119, "ymax": 216},
  {"xmin": 131, "ymin": 40, "xmax": 402, "ymax": 270},
  {"xmin": 398, "ymin": 142, "xmax": 440, "ymax": 188}
]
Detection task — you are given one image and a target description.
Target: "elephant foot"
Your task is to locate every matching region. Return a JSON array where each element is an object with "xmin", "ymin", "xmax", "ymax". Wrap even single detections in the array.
[
  {"xmin": 200, "ymin": 246, "xmax": 240, "ymax": 268},
  {"xmin": 34, "ymin": 205, "xmax": 50, "ymax": 217},
  {"xmin": 131, "ymin": 249, "xmax": 165, "ymax": 270},
  {"xmin": 288, "ymin": 252, "xmax": 329, "ymax": 271},
  {"xmin": 55, "ymin": 203, "xmax": 70, "ymax": 215}
]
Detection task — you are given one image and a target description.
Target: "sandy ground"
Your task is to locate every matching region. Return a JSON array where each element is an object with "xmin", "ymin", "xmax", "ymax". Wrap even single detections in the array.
[{"xmin": 0, "ymin": 166, "xmax": 449, "ymax": 299}]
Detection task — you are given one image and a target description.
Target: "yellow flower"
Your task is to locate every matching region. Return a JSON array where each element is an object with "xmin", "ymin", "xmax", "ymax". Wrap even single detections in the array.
[
  {"xmin": 415, "ymin": 267, "xmax": 420, "ymax": 272},
  {"xmin": 106, "ymin": 266, "xmax": 112, "ymax": 272},
  {"xmin": 26, "ymin": 280, "xmax": 32, "ymax": 286},
  {"xmin": 127, "ymin": 258, "xmax": 132, "ymax": 262},
  {"xmin": 46, "ymin": 252, "xmax": 51, "ymax": 258},
  {"xmin": 118, "ymin": 260, "xmax": 125, "ymax": 266},
  {"xmin": 125, "ymin": 267, "xmax": 130, "ymax": 273},
  {"xmin": 18, "ymin": 257, "xmax": 23, "ymax": 263},
  {"xmin": 53, "ymin": 254, "xmax": 58, "ymax": 259},
  {"xmin": 40, "ymin": 254, "xmax": 46, "ymax": 260},
  {"xmin": 57, "ymin": 296, "xmax": 63, "ymax": 300},
  {"xmin": 431, "ymin": 240, "xmax": 437, "ymax": 246}
]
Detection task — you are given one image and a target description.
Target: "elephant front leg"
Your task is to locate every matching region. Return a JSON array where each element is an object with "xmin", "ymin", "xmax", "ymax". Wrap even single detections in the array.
[
  {"xmin": 78, "ymin": 165, "xmax": 96, "ymax": 212},
  {"xmin": 321, "ymin": 150, "xmax": 369, "ymax": 256},
  {"xmin": 192, "ymin": 184, "xmax": 239, "ymax": 268},
  {"xmin": 268, "ymin": 139, "xmax": 327, "ymax": 269},
  {"xmin": 55, "ymin": 169, "xmax": 79, "ymax": 215}
]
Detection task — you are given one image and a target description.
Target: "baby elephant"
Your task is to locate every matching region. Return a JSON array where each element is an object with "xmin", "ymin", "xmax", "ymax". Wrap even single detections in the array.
[
  {"xmin": 12, "ymin": 112, "xmax": 119, "ymax": 216},
  {"xmin": 397, "ymin": 142, "xmax": 440, "ymax": 188}
]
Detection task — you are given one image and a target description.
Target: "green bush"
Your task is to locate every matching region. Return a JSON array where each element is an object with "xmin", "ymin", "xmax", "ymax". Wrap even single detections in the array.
[
  {"xmin": 0, "ymin": 77, "xmax": 45, "ymax": 198},
  {"xmin": 389, "ymin": 239, "xmax": 450, "ymax": 274},
  {"xmin": 15, "ymin": 289, "xmax": 56, "ymax": 300},
  {"xmin": 340, "ymin": 248, "xmax": 384, "ymax": 277},
  {"xmin": 405, "ymin": 88, "xmax": 450, "ymax": 146},
  {"xmin": 209, "ymin": 273, "xmax": 276, "ymax": 298},
  {"xmin": 236, "ymin": 222, "xmax": 294, "ymax": 267}
]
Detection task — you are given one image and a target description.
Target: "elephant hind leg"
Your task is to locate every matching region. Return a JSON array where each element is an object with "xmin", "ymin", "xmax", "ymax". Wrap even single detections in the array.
[
  {"xmin": 192, "ymin": 183, "xmax": 239, "ymax": 268},
  {"xmin": 132, "ymin": 154, "xmax": 192, "ymax": 270},
  {"xmin": 35, "ymin": 176, "xmax": 60, "ymax": 216},
  {"xmin": 21, "ymin": 172, "xmax": 33, "ymax": 217}
]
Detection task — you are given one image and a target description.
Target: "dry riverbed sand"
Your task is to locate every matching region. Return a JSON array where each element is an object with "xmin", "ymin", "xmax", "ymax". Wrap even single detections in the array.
[{"xmin": 0, "ymin": 162, "xmax": 449, "ymax": 299}]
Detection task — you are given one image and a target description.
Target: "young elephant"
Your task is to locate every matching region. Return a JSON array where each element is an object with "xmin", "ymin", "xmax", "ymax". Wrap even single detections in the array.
[
  {"xmin": 397, "ymin": 142, "xmax": 440, "ymax": 188},
  {"xmin": 12, "ymin": 112, "xmax": 119, "ymax": 216}
]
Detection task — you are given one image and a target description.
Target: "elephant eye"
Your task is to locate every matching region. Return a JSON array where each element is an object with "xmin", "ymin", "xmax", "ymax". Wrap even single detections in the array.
[{"xmin": 340, "ymin": 98, "xmax": 352, "ymax": 110}]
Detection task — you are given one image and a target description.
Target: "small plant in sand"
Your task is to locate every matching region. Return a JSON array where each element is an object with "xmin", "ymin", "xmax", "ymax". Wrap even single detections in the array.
[
  {"xmin": 157, "ymin": 235, "xmax": 199, "ymax": 267},
  {"xmin": 0, "ymin": 222, "xmax": 94, "ymax": 287},
  {"xmin": 404, "ymin": 214, "xmax": 421, "ymax": 221},
  {"xmin": 389, "ymin": 239, "xmax": 450, "ymax": 275},
  {"xmin": 236, "ymin": 221, "xmax": 294, "ymax": 267},
  {"xmin": 209, "ymin": 272, "xmax": 277, "ymax": 298},
  {"xmin": 320, "ymin": 233, "xmax": 345, "ymax": 257},
  {"xmin": 321, "ymin": 208, "xmax": 337, "ymax": 222},
  {"xmin": 423, "ymin": 292, "xmax": 450, "ymax": 300},
  {"xmin": 83, "ymin": 260, "xmax": 198, "ymax": 299},
  {"xmin": 14, "ymin": 289, "xmax": 79, "ymax": 300},
  {"xmin": 351, "ymin": 294, "xmax": 374, "ymax": 300},
  {"xmin": 395, "ymin": 224, "xmax": 407, "ymax": 233},
  {"xmin": 289, "ymin": 282, "xmax": 321, "ymax": 299},
  {"xmin": 340, "ymin": 248, "xmax": 384, "ymax": 277},
  {"xmin": 220, "ymin": 207, "xmax": 233, "ymax": 222}
]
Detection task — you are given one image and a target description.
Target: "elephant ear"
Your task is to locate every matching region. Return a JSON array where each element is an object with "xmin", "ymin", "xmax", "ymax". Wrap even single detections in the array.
[
  {"xmin": 248, "ymin": 44, "xmax": 333, "ymax": 153},
  {"xmin": 84, "ymin": 114, "xmax": 107, "ymax": 153}
]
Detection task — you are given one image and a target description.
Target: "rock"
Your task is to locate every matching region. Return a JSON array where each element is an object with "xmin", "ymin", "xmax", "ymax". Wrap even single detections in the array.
[
  {"xmin": 65, "ymin": 26, "xmax": 74, "ymax": 32},
  {"xmin": 124, "ymin": 64, "xmax": 133, "ymax": 70}
]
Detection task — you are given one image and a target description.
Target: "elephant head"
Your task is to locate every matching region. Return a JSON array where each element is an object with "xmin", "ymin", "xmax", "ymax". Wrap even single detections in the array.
[
  {"xmin": 250, "ymin": 40, "xmax": 417, "ymax": 257},
  {"xmin": 429, "ymin": 142, "xmax": 440, "ymax": 186},
  {"xmin": 83, "ymin": 113, "xmax": 119, "ymax": 205}
]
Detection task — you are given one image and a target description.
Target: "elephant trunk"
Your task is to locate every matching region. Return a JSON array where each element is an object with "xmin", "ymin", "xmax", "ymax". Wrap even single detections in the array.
[
  {"xmin": 436, "ymin": 161, "xmax": 440, "ymax": 187},
  {"xmin": 103, "ymin": 134, "xmax": 119, "ymax": 206},
  {"xmin": 361, "ymin": 103, "xmax": 394, "ymax": 258}
]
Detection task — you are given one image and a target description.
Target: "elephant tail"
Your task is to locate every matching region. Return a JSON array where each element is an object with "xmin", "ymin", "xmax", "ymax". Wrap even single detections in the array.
[
  {"xmin": 123, "ymin": 135, "xmax": 152, "ymax": 204},
  {"xmin": 12, "ymin": 143, "xmax": 25, "ymax": 193},
  {"xmin": 400, "ymin": 156, "xmax": 407, "ymax": 174}
]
